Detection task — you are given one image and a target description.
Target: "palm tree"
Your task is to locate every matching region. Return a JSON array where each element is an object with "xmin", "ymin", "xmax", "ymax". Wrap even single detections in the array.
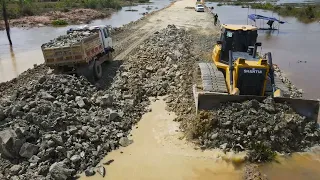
[{"xmin": 2, "ymin": 0, "xmax": 12, "ymax": 45}]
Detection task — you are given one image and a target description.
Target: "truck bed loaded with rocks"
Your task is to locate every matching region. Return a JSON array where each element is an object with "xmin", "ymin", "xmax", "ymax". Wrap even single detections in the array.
[{"xmin": 41, "ymin": 25, "xmax": 114, "ymax": 81}]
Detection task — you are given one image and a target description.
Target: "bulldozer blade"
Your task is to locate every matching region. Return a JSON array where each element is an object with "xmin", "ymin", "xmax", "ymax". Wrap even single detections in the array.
[{"xmin": 193, "ymin": 85, "xmax": 320, "ymax": 121}]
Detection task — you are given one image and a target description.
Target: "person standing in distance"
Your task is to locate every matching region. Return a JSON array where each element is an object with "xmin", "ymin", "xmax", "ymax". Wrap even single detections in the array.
[{"xmin": 214, "ymin": 13, "xmax": 218, "ymax": 26}]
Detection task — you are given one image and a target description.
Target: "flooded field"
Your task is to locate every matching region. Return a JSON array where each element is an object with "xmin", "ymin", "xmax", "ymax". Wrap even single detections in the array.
[
  {"xmin": 208, "ymin": 3, "xmax": 320, "ymax": 99},
  {"xmin": 0, "ymin": 0, "xmax": 171, "ymax": 83}
]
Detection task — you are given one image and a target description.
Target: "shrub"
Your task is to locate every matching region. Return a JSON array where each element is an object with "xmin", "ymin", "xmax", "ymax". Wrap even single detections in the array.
[
  {"xmin": 21, "ymin": 5, "xmax": 35, "ymax": 16},
  {"xmin": 138, "ymin": 0, "xmax": 150, "ymax": 3},
  {"xmin": 52, "ymin": 19, "xmax": 68, "ymax": 26},
  {"xmin": 248, "ymin": 143, "xmax": 276, "ymax": 162},
  {"xmin": 83, "ymin": 0, "xmax": 122, "ymax": 9}
]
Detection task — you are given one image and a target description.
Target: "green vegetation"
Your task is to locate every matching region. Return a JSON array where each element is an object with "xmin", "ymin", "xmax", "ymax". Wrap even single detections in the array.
[
  {"xmin": 0, "ymin": 0, "xmax": 150, "ymax": 19},
  {"xmin": 248, "ymin": 143, "xmax": 277, "ymax": 162},
  {"xmin": 138, "ymin": 0, "xmax": 150, "ymax": 3},
  {"xmin": 52, "ymin": 19, "xmax": 68, "ymax": 26},
  {"xmin": 82, "ymin": 0, "xmax": 122, "ymax": 9}
]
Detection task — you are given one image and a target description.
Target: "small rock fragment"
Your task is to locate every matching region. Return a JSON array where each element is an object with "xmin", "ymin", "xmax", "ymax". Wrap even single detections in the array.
[
  {"xmin": 103, "ymin": 159, "xmax": 114, "ymax": 165},
  {"xmin": 85, "ymin": 167, "xmax": 95, "ymax": 177},
  {"xmin": 75, "ymin": 96, "xmax": 86, "ymax": 108},
  {"xmin": 119, "ymin": 137, "xmax": 133, "ymax": 147},
  {"xmin": 97, "ymin": 166, "xmax": 106, "ymax": 177},
  {"xmin": 10, "ymin": 165, "xmax": 22, "ymax": 175},
  {"xmin": 19, "ymin": 142, "xmax": 39, "ymax": 158},
  {"xmin": 49, "ymin": 161, "xmax": 75, "ymax": 180}
]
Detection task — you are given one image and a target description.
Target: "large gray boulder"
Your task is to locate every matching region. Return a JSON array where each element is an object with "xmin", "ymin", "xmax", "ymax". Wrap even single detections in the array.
[
  {"xmin": 0, "ymin": 109, "xmax": 5, "ymax": 121},
  {"xmin": 19, "ymin": 142, "xmax": 39, "ymax": 158},
  {"xmin": 49, "ymin": 161, "xmax": 75, "ymax": 180},
  {"xmin": 0, "ymin": 129, "xmax": 25, "ymax": 159}
]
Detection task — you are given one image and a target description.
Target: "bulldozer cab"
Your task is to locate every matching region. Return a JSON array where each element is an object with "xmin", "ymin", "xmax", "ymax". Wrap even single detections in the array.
[{"xmin": 219, "ymin": 24, "xmax": 258, "ymax": 62}]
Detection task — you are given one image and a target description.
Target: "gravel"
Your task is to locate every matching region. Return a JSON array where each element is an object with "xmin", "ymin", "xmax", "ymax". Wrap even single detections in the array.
[
  {"xmin": 0, "ymin": 74, "xmax": 140, "ymax": 179},
  {"xmin": 273, "ymin": 65, "xmax": 303, "ymax": 98},
  {"xmin": 42, "ymin": 31, "xmax": 95, "ymax": 48}
]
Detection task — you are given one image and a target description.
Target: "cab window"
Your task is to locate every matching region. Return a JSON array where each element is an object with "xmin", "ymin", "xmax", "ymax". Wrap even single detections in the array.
[
  {"xmin": 226, "ymin": 31, "xmax": 233, "ymax": 38},
  {"xmin": 103, "ymin": 28, "xmax": 108, "ymax": 38}
]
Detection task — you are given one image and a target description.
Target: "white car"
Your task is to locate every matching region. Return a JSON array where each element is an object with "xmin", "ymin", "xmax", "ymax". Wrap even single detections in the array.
[{"xmin": 195, "ymin": 4, "xmax": 204, "ymax": 12}]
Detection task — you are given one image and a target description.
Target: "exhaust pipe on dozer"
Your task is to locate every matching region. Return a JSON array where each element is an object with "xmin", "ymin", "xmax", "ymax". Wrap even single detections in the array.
[
  {"xmin": 266, "ymin": 52, "xmax": 283, "ymax": 97},
  {"xmin": 252, "ymin": 42, "xmax": 262, "ymax": 58},
  {"xmin": 229, "ymin": 50, "xmax": 234, "ymax": 92},
  {"xmin": 267, "ymin": 52, "xmax": 276, "ymax": 95}
]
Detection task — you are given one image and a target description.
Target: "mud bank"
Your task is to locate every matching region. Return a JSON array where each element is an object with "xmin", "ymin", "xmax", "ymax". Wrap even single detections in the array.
[{"xmin": 0, "ymin": 9, "xmax": 113, "ymax": 30}]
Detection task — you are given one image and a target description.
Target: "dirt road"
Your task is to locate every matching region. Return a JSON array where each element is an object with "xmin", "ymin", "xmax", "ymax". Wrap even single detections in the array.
[{"xmin": 112, "ymin": 0, "xmax": 218, "ymax": 61}]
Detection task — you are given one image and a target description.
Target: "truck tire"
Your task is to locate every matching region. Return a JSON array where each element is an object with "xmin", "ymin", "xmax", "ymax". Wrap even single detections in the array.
[
  {"xmin": 108, "ymin": 52, "xmax": 113, "ymax": 61},
  {"xmin": 93, "ymin": 61, "xmax": 102, "ymax": 80}
]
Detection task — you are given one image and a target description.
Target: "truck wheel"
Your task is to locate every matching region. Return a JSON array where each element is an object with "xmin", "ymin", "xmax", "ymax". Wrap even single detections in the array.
[
  {"xmin": 108, "ymin": 52, "xmax": 113, "ymax": 61},
  {"xmin": 93, "ymin": 61, "xmax": 102, "ymax": 80}
]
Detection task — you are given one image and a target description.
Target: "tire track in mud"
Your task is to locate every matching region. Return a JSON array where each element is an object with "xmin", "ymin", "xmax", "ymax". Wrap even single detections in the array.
[{"xmin": 114, "ymin": 25, "xmax": 162, "ymax": 61}]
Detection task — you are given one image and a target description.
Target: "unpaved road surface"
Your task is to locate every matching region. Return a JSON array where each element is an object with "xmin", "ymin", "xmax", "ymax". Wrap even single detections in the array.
[{"xmin": 113, "ymin": 0, "xmax": 218, "ymax": 61}]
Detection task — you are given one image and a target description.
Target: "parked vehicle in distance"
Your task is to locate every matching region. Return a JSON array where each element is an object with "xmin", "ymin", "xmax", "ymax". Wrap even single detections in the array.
[{"xmin": 195, "ymin": 4, "xmax": 204, "ymax": 12}]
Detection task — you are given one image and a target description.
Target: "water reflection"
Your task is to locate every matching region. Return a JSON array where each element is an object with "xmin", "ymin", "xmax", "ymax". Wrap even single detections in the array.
[
  {"xmin": 9, "ymin": 46, "xmax": 18, "ymax": 77},
  {"xmin": 259, "ymin": 29, "xmax": 279, "ymax": 41}
]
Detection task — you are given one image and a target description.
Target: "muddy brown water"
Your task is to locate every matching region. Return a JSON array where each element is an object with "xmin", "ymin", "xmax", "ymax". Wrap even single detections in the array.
[
  {"xmin": 79, "ymin": 97, "xmax": 243, "ymax": 180},
  {"xmin": 0, "ymin": 0, "xmax": 171, "ymax": 83},
  {"xmin": 79, "ymin": 97, "xmax": 320, "ymax": 180}
]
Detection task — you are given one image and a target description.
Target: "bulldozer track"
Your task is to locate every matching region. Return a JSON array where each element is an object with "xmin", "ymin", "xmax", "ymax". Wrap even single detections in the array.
[
  {"xmin": 196, "ymin": 62, "xmax": 290, "ymax": 97},
  {"xmin": 265, "ymin": 74, "xmax": 291, "ymax": 97},
  {"xmin": 196, "ymin": 62, "xmax": 228, "ymax": 93}
]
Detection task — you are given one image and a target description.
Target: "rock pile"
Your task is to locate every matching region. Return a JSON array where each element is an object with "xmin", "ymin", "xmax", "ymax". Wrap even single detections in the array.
[
  {"xmin": 273, "ymin": 65, "xmax": 303, "ymax": 98},
  {"xmin": 0, "ymin": 64, "xmax": 49, "ymax": 98},
  {"xmin": 110, "ymin": 24, "xmax": 194, "ymax": 99},
  {"xmin": 0, "ymin": 25, "xmax": 196, "ymax": 179},
  {"xmin": 42, "ymin": 31, "xmax": 95, "ymax": 48},
  {"xmin": 0, "ymin": 74, "xmax": 142, "ymax": 179},
  {"xmin": 190, "ymin": 97, "xmax": 320, "ymax": 162}
]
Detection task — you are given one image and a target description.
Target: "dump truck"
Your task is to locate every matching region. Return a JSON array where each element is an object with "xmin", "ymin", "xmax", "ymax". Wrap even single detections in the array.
[
  {"xmin": 193, "ymin": 24, "xmax": 320, "ymax": 121},
  {"xmin": 41, "ymin": 25, "xmax": 114, "ymax": 81}
]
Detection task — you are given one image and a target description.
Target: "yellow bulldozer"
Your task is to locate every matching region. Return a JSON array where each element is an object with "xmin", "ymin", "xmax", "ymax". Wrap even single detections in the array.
[{"xmin": 193, "ymin": 24, "xmax": 320, "ymax": 120}]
